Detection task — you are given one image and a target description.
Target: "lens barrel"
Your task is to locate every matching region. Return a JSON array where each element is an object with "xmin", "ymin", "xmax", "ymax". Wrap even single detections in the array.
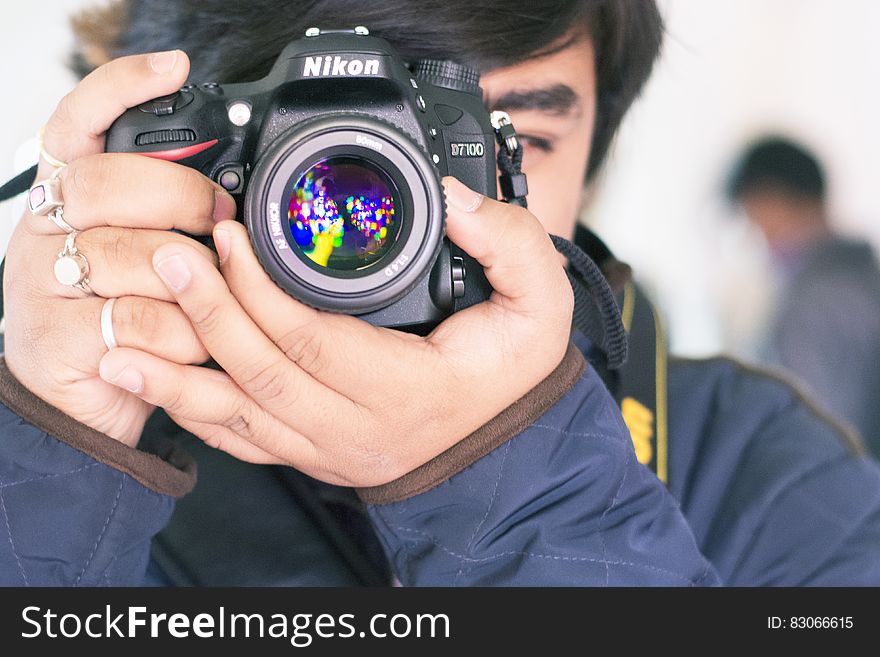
[{"xmin": 245, "ymin": 115, "xmax": 445, "ymax": 315}]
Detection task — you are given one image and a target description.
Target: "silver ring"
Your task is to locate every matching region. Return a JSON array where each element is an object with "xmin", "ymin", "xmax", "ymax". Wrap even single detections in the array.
[
  {"xmin": 54, "ymin": 230, "xmax": 93, "ymax": 295},
  {"xmin": 28, "ymin": 166, "xmax": 75, "ymax": 233},
  {"xmin": 48, "ymin": 206, "xmax": 76, "ymax": 234},
  {"xmin": 101, "ymin": 298, "xmax": 118, "ymax": 350}
]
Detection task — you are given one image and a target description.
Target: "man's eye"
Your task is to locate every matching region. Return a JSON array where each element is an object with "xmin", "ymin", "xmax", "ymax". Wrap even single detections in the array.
[{"xmin": 518, "ymin": 135, "xmax": 554, "ymax": 153}]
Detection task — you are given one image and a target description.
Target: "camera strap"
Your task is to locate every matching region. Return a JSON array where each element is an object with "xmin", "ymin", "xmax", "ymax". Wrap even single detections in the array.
[
  {"xmin": 491, "ymin": 112, "xmax": 627, "ymax": 369},
  {"xmin": 0, "ymin": 164, "xmax": 37, "ymax": 203}
]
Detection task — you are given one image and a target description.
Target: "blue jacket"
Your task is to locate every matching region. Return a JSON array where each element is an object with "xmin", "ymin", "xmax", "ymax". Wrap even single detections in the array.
[{"xmin": 2, "ymin": 330, "xmax": 879, "ymax": 586}]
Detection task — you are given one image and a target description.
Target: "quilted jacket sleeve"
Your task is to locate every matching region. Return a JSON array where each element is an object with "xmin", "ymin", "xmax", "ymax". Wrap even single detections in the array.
[
  {"xmin": 0, "ymin": 358, "xmax": 195, "ymax": 586},
  {"xmin": 362, "ymin": 347, "xmax": 720, "ymax": 586}
]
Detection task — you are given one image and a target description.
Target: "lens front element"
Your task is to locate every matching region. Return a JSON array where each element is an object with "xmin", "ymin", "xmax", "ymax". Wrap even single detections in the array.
[
  {"xmin": 246, "ymin": 117, "xmax": 444, "ymax": 315},
  {"xmin": 287, "ymin": 157, "xmax": 400, "ymax": 272}
]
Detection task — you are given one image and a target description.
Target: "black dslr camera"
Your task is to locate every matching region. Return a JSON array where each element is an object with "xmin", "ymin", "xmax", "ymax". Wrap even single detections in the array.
[{"xmin": 105, "ymin": 27, "xmax": 501, "ymax": 328}]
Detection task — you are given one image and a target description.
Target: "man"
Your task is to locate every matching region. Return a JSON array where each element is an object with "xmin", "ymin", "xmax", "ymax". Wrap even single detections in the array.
[
  {"xmin": 728, "ymin": 136, "xmax": 880, "ymax": 458},
  {"xmin": 0, "ymin": 0, "xmax": 878, "ymax": 586}
]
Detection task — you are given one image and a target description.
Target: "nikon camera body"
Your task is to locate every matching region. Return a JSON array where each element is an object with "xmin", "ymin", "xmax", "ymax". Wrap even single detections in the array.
[{"xmin": 105, "ymin": 27, "xmax": 498, "ymax": 329}]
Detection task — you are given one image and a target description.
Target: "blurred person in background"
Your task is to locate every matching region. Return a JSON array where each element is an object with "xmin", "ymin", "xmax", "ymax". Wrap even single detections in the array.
[{"xmin": 728, "ymin": 136, "xmax": 880, "ymax": 458}]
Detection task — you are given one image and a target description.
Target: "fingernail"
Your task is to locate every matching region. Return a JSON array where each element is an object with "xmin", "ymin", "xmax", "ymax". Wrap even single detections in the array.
[
  {"xmin": 154, "ymin": 254, "xmax": 192, "ymax": 292},
  {"xmin": 443, "ymin": 177, "xmax": 484, "ymax": 213},
  {"xmin": 213, "ymin": 189, "xmax": 236, "ymax": 222},
  {"xmin": 214, "ymin": 228, "xmax": 230, "ymax": 265},
  {"xmin": 149, "ymin": 50, "xmax": 179, "ymax": 75},
  {"xmin": 101, "ymin": 364, "xmax": 144, "ymax": 394}
]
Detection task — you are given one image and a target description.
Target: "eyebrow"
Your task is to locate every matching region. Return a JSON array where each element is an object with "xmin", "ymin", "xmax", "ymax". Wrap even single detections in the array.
[{"xmin": 489, "ymin": 84, "xmax": 581, "ymax": 117}]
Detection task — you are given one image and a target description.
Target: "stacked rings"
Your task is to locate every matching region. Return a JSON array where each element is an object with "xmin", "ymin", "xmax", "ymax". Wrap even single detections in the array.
[{"xmin": 32, "ymin": 127, "xmax": 119, "ymax": 354}]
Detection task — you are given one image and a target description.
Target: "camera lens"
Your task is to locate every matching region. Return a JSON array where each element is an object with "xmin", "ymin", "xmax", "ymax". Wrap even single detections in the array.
[
  {"xmin": 246, "ymin": 115, "xmax": 444, "ymax": 315},
  {"xmin": 286, "ymin": 157, "xmax": 401, "ymax": 272}
]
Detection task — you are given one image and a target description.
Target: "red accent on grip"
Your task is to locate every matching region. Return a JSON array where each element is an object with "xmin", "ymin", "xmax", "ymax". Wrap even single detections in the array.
[{"xmin": 140, "ymin": 139, "xmax": 219, "ymax": 161}]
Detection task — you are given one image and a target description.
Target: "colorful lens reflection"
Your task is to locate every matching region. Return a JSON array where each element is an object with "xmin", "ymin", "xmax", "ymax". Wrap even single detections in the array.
[{"xmin": 287, "ymin": 158, "xmax": 399, "ymax": 271}]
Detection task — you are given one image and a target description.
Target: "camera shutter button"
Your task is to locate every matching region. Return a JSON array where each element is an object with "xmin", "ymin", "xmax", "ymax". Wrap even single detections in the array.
[{"xmin": 138, "ymin": 90, "xmax": 194, "ymax": 116}]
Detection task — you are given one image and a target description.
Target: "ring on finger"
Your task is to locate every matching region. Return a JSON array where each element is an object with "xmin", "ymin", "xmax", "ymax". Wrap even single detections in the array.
[
  {"xmin": 37, "ymin": 125, "xmax": 69, "ymax": 170},
  {"xmin": 28, "ymin": 166, "xmax": 75, "ymax": 234},
  {"xmin": 101, "ymin": 298, "xmax": 118, "ymax": 350},
  {"xmin": 54, "ymin": 230, "xmax": 93, "ymax": 295}
]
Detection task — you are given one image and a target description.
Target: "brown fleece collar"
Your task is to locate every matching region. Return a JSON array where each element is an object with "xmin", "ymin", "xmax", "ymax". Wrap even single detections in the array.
[
  {"xmin": 357, "ymin": 342, "xmax": 587, "ymax": 505},
  {"xmin": 0, "ymin": 357, "xmax": 196, "ymax": 498}
]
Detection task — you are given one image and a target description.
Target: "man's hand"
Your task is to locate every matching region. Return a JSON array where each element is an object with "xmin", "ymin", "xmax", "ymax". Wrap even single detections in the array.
[
  {"xmin": 99, "ymin": 177, "xmax": 575, "ymax": 485},
  {"xmin": 3, "ymin": 51, "xmax": 236, "ymax": 446}
]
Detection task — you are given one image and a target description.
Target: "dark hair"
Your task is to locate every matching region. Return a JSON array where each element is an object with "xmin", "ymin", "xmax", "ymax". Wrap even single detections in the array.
[
  {"xmin": 727, "ymin": 136, "xmax": 826, "ymax": 203},
  {"xmin": 71, "ymin": 0, "xmax": 663, "ymax": 179}
]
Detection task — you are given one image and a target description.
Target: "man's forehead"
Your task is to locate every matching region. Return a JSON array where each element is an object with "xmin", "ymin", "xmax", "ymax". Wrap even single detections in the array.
[{"xmin": 480, "ymin": 38, "xmax": 594, "ymax": 117}]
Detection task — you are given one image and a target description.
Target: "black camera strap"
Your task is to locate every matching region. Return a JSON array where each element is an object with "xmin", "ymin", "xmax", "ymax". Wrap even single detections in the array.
[
  {"xmin": 0, "ymin": 164, "xmax": 36, "ymax": 203},
  {"xmin": 568, "ymin": 225, "xmax": 667, "ymax": 483},
  {"xmin": 492, "ymin": 114, "xmax": 627, "ymax": 369}
]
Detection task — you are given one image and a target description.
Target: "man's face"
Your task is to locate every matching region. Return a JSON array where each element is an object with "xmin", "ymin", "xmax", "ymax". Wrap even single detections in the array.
[{"xmin": 480, "ymin": 36, "xmax": 597, "ymax": 239}]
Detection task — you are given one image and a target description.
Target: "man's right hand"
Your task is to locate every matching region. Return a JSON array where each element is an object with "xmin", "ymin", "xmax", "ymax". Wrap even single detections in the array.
[{"xmin": 3, "ymin": 51, "xmax": 236, "ymax": 447}]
